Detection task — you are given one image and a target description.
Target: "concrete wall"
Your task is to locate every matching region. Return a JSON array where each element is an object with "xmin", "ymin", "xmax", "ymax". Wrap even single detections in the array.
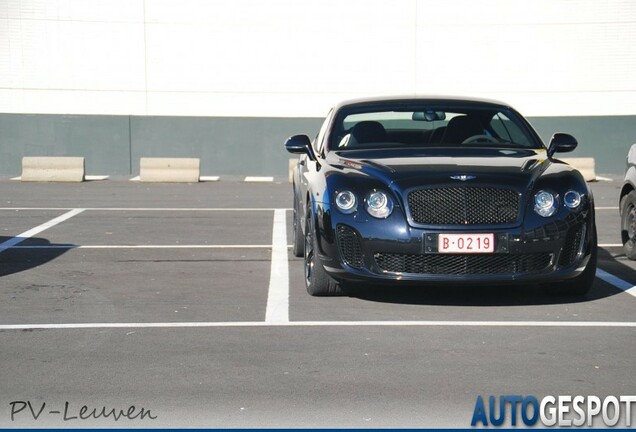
[
  {"xmin": 0, "ymin": 114, "xmax": 130, "ymax": 175},
  {"xmin": 0, "ymin": 113, "xmax": 324, "ymax": 176},
  {"xmin": 1, "ymin": 0, "xmax": 635, "ymax": 118},
  {"xmin": 129, "ymin": 117, "xmax": 323, "ymax": 176},
  {"xmin": 530, "ymin": 116, "xmax": 636, "ymax": 174},
  {"xmin": 1, "ymin": 0, "xmax": 634, "ymax": 176},
  {"xmin": 0, "ymin": 113, "xmax": 632, "ymax": 177}
]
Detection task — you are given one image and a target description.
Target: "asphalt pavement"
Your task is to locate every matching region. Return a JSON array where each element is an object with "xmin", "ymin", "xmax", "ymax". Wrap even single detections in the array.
[{"xmin": 0, "ymin": 177, "xmax": 634, "ymax": 428}]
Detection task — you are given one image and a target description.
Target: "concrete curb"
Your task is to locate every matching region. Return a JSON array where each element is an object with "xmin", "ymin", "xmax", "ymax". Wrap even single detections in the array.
[
  {"xmin": 139, "ymin": 158, "xmax": 200, "ymax": 183},
  {"xmin": 561, "ymin": 157, "xmax": 596, "ymax": 182},
  {"xmin": 21, "ymin": 157, "xmax": 85, "ymax": 182}
]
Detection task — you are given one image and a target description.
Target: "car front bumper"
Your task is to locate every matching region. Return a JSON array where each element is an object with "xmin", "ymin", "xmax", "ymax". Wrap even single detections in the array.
[{"xmin": 313, "ymin": 203, "xmax": 595, "ymax": 286}]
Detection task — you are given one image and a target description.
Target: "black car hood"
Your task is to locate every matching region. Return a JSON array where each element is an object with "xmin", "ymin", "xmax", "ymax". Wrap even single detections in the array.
[{"xmin": 329, "ymin": 147, "xmax": 551, "ymax": 191}]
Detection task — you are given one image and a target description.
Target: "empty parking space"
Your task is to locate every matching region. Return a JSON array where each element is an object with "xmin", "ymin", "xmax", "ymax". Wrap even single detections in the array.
[
  {"xmin": 17, "ymin": 210, "xmax": 275, "ymax": 247},
  {"xmin": 1, "ymin": 248, "xmax": 272, "ymax": 324}
]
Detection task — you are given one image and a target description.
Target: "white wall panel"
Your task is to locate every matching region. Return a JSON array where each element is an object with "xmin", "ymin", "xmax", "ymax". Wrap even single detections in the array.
[
  {"xmin": 0, "ymin": 88, "xmax": 147, "ymax": 114},
  {"xmin": 145, "ymin": 0, "xmax": 416, "ymax": 95},
  {"xmin": 1, "ymin": 0, "xmax": 143, "ymax": 22},
  {"xmin": 1, "ymin": 19, "xmax": 146, "ymax": 90},
  {"xmin": 0, "ymin": 0, "xmax": 635, "ymax": 116}
]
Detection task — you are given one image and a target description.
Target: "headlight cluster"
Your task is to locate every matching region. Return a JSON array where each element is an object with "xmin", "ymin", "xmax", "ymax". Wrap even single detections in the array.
[
  {"xmin": 533, "ymin": 189, "xmax": 583, "ymax": 217},
  {"xmin": 335, "ymin": 189, "xmax": 393, "ymax": 218},
  {"xmin": 365, "ymin": 191, "xmax": 394, "ymax": 218},
  {"xmin": 335, "ymin": 191, "xmax": 357, "ymax": 214}
]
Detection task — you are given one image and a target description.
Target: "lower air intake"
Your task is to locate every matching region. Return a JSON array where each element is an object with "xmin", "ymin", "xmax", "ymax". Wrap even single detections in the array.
[{"xmin": 374, "ymin": 252, "xmax": 552, "ymax": 275}]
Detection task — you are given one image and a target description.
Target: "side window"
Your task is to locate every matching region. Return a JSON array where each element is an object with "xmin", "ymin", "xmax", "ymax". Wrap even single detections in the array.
[
  {"xmin": 490, "ymin": 112, "xmax": 530, "ymax": 146},
  {"xmin": 315, "ymin": 108, "xmax": 334, "ymax": 156}
]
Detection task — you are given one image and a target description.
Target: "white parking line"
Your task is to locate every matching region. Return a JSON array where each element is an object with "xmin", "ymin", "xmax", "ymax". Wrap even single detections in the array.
[
  {"xmin": 84, "ymin": 175, "xmax": 109, "ymax": 181},
  {"xmin": 265, "ymin": 209, "xmax": 290, "ymax": 324},
  {"xmin": 245, "ymin": 176, "xmax": 274, "ymax": 183},
  {"xmin": 596, "ymin": 207, "xmax": 619, "ymax": 210},
  {"xmin": 1, "ymin": 320, "xmax": 636, "ymax": 331},
  {"xmin": 596, "ymin": 269, "xmax": 636, "ymax": 298},
  {"xmin": 0, "ymin": 209, "xmax": 85, "ymax": 254}
]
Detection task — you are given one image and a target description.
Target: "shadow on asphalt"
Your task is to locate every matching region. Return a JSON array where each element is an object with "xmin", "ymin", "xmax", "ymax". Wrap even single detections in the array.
[
  {"xmin": 0, "ymin": 237, "xmax": 73, "ymax": 277},
  {"xmin": 346, "ymin": 247, "xmax": 631, "ymax": 307}
]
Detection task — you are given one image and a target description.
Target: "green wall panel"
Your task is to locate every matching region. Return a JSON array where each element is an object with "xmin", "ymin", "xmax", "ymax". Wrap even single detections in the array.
[
  {"xmin": 528, "ymin": 116, "xmax": 636, "ymax": 175},
  {"xmin": 129, "ymin": 116, "xmax": 323, "ymax": 176},
  {"xmin": 0, "ymin": 113, "xmax": 633, "ymax": 177},
  {"xmin": 0, "ymin": 114, "xmax": 130, "ymax": 176}
]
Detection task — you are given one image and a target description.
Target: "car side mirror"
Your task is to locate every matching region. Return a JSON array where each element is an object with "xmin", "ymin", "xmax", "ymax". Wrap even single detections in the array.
[
  {"xmin": 285, "ymin": 134, "xmax": 316, "ymax": 160},
  {"xmin": 547, "ymin": 133, "xmax": 578, "ymax": 158}
]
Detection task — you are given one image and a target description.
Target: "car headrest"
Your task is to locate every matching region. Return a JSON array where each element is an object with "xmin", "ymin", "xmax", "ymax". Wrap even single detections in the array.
[
  {"xmin": 350, "ymin": 121, "xmax": 387, "ymax": 144},
  {"xmin": 441, "ymin": 116, "xmax": 484, "ymax": 144}
]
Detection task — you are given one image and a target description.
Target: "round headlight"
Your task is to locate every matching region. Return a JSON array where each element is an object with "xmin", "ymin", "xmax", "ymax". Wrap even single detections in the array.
[
  {"xmin": 534, "ymin": 190, "xmax": 557, "ymax": 217},
  {"xmin": 365, "ymin": 190, "xmax": 393, "ymax": 218},
  {"xmin": 335, "ymin": 190, "xmax": 357, "ymax": 214},
  {"xmin": 564, "ymin": 190, "xmax": 582, "ymax": 209}
]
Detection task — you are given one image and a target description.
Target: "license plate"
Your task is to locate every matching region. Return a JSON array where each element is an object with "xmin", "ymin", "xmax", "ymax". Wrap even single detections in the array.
[{"xmin": 438, "ymin": 233, "xmax": 494, "ymax": 254}]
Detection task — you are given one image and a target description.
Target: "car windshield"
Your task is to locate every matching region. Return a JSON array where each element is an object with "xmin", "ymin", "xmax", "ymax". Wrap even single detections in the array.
[{"xmin": 329, "ymin": 104, "xmax": 541, "ymax": 151}]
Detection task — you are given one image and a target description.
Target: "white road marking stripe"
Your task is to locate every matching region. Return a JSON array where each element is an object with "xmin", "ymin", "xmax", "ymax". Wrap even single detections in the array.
[
  {"xmin": 130, "ymin": 176, "xmax": 140, "ymax": 181},
  {"xmin": 599, "ymin": 244, "xmax": 622, "ymax": 247},
  {"xmin": 11, "ymin": 245, "xmax": 293, "ymax": 249},
  {"xmin": 1, "ymin": 320, "xmax": 636, "ymax": 331},
  {"xmin": 0, "ymin": 209, "xmax": 85, "ymax": 254},
  {"xmin": 245, "ymin": 176, "xmax": 274, "ymax": 182},
  {"xmin": 596, "ymin": 269, "xmax": 636, "ymax": 298},
  {"xmin": 84, "ymin": 175, "xmax": 109, "ymax": 181},
  {"xmin": 0, "ymin": 207, "xmax": 291, "ymax": 211},
  {"xmin": 596, "ymin": 207, "xmax": 619, "ymax": 210},
  {"xmin": 595, "ymin": 176, "xmax": 614, "ymax": 182},
  {"xmin": 199, "ymin": 176, "xmax": 220, "ymax": 182},
  {"xmin": 265, "ymin": 209, "xmax": 289, "ymax": 324}
]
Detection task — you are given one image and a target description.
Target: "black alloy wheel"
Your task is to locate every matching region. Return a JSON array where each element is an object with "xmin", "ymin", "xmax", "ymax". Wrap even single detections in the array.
[
  {"xmin": 304, "ymin": 202, "xmax": 341, "ymax": 296},
  {"xmin": 292, "ymin": 193, "xmax": 304, "ymax": 258}
]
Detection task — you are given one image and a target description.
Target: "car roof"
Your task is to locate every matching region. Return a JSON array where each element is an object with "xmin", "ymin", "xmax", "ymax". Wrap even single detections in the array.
[{"xmin": 332, "ymin": 95, "xmax": 513, "ymax": 112}]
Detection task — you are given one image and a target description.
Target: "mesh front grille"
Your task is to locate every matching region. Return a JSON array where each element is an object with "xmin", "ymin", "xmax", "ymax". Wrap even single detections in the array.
[
  {"xmin": 337, "ymin": 224, "xmax": 364, "ymax": 269},
  {"xmin": 408, "ymin": 187, "xmax": 520, "ymax": 225},
  {"xmin": 558, "ymin": 224, "xmax": 584, "ymax": 267},
  {"xmin": 375, "ymin": 252, "xmax": 552, "ymax": 275}
]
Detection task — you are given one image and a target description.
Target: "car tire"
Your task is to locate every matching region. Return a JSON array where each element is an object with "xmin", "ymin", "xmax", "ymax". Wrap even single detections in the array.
[
  {"xmin": 554, "ymin": 226, "xmax": 597, "ymax": 296},
  {"xmin": 292, "ymin": 195, "xmax": 304, "ymax": 258},
  {"xmin": 304, "ymin": 203, "xmax": 342, "ymax": 296},
  {"xmin": 620, "ymin": 191, "xmax": 636, "ymax": 260}
]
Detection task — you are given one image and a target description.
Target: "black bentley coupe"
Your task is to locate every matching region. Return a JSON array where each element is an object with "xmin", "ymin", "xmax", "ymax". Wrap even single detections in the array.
[{"xmin": 286, "ymin": 96, "xmax": 597, "ymax": 296}]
